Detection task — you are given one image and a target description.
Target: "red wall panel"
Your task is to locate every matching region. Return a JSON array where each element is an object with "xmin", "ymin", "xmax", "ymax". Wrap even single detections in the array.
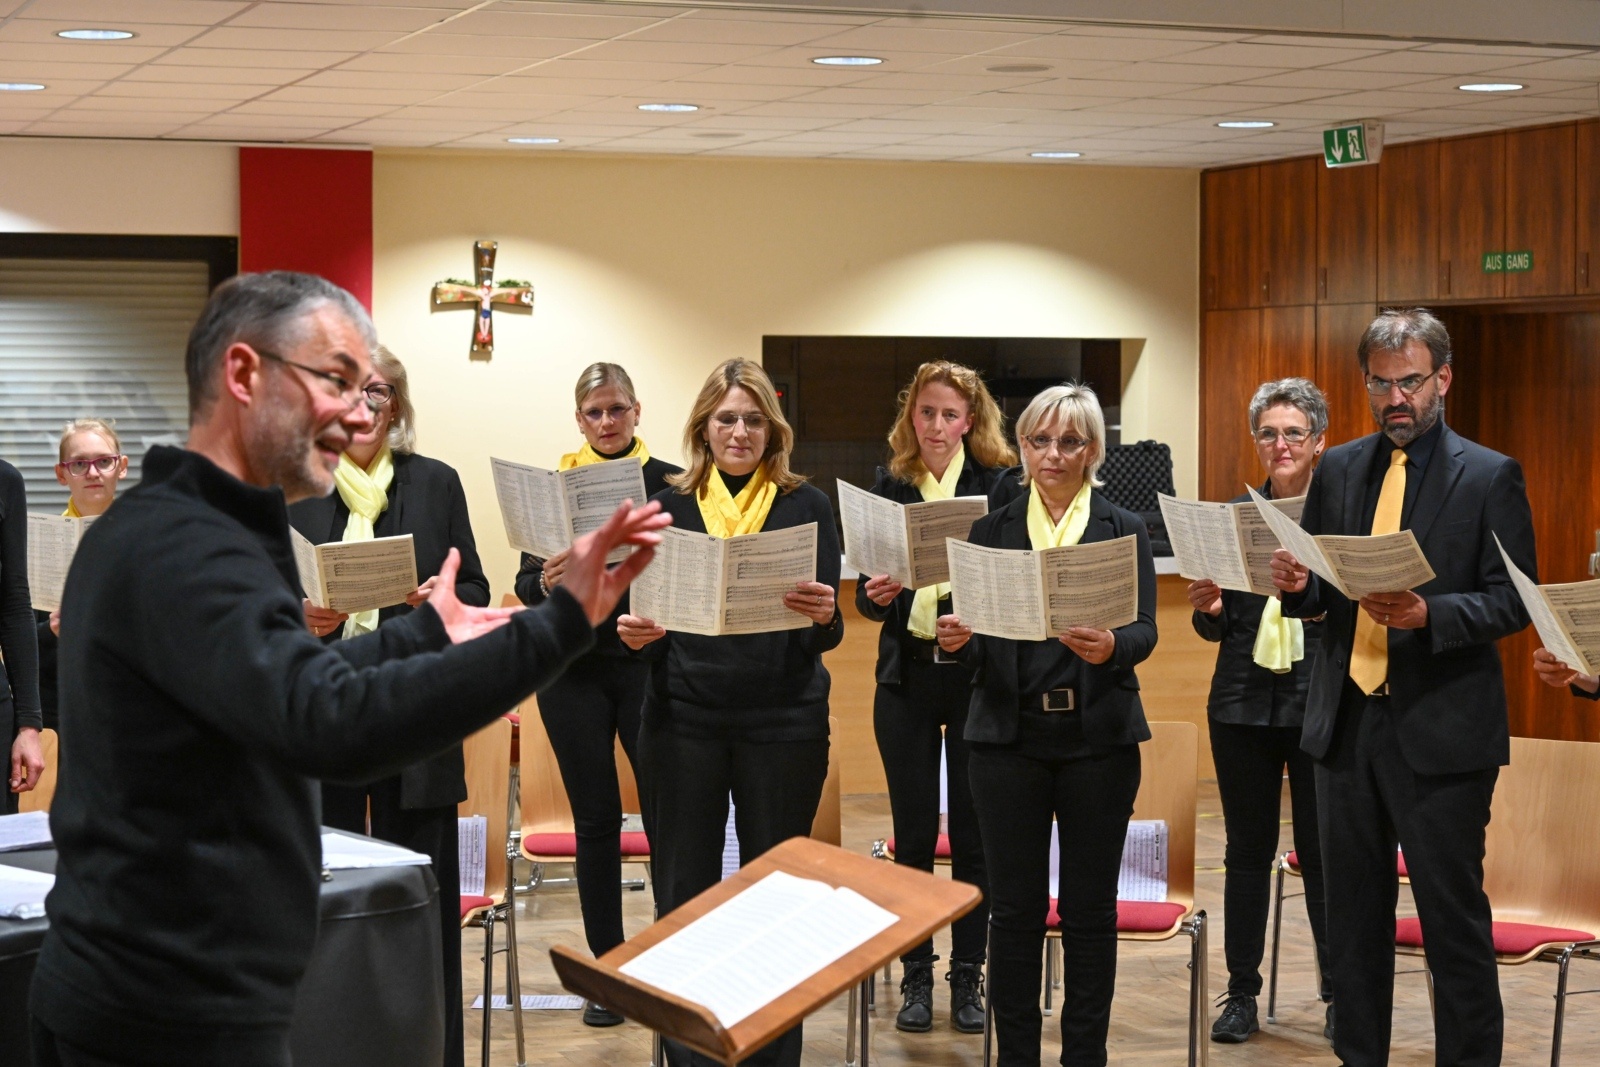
[{"xmin": 238, "ymin": 147, "xmax": 372, "ymax": 309}]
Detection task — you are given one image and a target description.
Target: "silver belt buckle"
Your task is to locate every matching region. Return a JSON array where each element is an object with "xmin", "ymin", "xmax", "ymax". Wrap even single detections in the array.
[
  {"xmin": 933, "ymin": 647, "xmax": 958, "ymax": 665},
  {"xmin": 1041, "ymin": 688, "xmax": 1076, "ymax": 713}
]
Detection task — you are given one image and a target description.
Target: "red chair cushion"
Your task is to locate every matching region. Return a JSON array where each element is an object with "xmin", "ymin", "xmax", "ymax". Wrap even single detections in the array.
[
  {"xmin": 1287, "ymin": 849, "xmax": 1407, "ymax": 878},
  {"xmin": 460, "ymin": 894, "xmax": 494, "ymax": 919},
  {"xmin": 1044, "ymin": 898, "xmax": 1188, "ymax": 933},
  {"xmin": 1395, "ymin": 916, "xmax": 1594, "ymax": 957},
  {"xmin": 523, "ymin": 831, "xmax": 651, "ymax": 858},
  {"xmin": 885, "ymin": 834, "xmax": 952, "ymax": 859}
]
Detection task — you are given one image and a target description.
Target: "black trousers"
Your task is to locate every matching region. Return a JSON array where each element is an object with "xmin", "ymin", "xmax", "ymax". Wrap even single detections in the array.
[
  {"xmin": 322, "ymin": 777, "xmax": 463, "ymax": 1067},
  {"xmin": 1317, "ymin": 687, "xmax": 1501, "ymax": 1067},
  {"xmin": 873, "ymin": 658, "xmax": 987, "ymax": 966},
  {"xmin": 1208, "ymin": 719, "xmax": 1330, "ymax": 999},
  {"xmin": 29, "ymin": 1016, "xmax": 291, "ymax": 1067},
  {"xmin": 539, "ymin": 655, "xmax": 647, "ymax": 958},
  {"xmin": 639, "ymin": 716, "xmax": 829, "ymax": 1067},
  {"xmin": 968, "ymin": 713, "xmax": 1141, "ymax": 1067}
]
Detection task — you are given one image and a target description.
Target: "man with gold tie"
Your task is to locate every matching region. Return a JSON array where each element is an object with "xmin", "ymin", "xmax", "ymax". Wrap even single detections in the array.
[{"xmin": 1269, "ymin": 308, "xmax": 1534, "ymax": 1067}]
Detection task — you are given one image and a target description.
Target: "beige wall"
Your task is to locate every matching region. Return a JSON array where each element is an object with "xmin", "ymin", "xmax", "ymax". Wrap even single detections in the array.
[
  {"xmin": 0, "ymin": 138, "xmax": 237, "ymax": 235},
  {"xmin": 375, "ymin": 149, "xmax": 1200, "ymax": 598}
]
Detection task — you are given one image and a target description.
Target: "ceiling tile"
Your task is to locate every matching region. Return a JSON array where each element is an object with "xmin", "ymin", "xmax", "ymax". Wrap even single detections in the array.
[
  {"xmin": 983, "ymin": 34, "xmax": 1218, "ymax": 63},
  {"xmin": 617, "ymin": 16, "xmax": 859, "ymax": 47},
  {"xmin": 423, "ymin": 10, "xmax": 666, "ymax": 40},
  {"xmin": 151, "ymin": 47, "xmax": 356, "ymax": 67},
  {"xmin": 224, "ymin": 3, "xmax": 460, "ymax": 31},
  {"xmin": 185, "ymin": 26, "xmax": 405, "ymax": 51},
  {"xmin": 1176, "ymin": 42, "xmax": 1389, "ymax": 68},
  {"xmin": 6, "ymin": 19, "xmax": 207, "ymax": 48},
  {"xmin": 14, "ymin": 0, "xmax": 246, "ymax": 24}
]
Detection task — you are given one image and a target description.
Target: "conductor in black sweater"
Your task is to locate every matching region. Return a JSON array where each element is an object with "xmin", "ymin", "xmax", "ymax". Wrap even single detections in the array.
[
  {"xmin": 619, "ymin": 358, "xmax": 843, "ymax": 1067},
  {"xmin": 29, "ymin": 272, "xmax": 669, "ymax": 1067}
]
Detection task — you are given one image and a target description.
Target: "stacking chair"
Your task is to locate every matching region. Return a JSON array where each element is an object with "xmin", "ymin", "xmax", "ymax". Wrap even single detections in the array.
[
  {"xmin": 1395, "ymin": 735, "xmax": 1600, "ymax": 1067},
  {"xmin": 458, "ymin": 716, "xmax": 524, "ymax": 1067},
  {"xmin": 17, "ymin": 727, "xmax": 58, "ymax": 813}
]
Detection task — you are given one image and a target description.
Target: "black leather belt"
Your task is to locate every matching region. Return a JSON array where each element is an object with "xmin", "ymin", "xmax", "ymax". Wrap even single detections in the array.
[{"xmin": 1034, "ymin": 688, "xmax": 1077, "ymax": 713}]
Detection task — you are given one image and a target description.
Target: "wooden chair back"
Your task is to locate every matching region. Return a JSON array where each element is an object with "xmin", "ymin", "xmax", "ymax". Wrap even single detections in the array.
[
  {"xmin": 459, "ymin": 716, "xmax": 513, "ymax": 902},
  {"xmin": 18, "ymin": 728, "xmax": 58, "ymax": 814},
  {"xmin": 809, "ymin": 717, "xmax": 842, "ymax": 846},
  {"xmin": 1131, "ymin": 721, "xmax": 1198, "ymax": 909},
  {"xmin": 1483, "ymin": 735, "xmax": 1600, "ymax": 935},
  {"xmin": 518, "ymin": 690, "xmax": 645, "ymax": 842}
]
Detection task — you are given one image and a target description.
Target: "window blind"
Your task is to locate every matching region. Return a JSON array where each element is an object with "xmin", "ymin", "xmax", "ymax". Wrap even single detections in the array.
[{"xmin": 0, "ymin": 257, "xmax": 204, "ymax": 512}]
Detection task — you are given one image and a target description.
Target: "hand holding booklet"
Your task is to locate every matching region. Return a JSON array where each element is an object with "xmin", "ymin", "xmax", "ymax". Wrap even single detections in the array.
[
  {"xmin": 1495, "ymin": 533, "xmax": 1600, "ymax": 677},
  {"xmin": 836, "ymin": 480, "xmax": 988, "ymax": 588},
  {"xmin": 490, "ymin": 456, "xmax": 647, "ymax": 564},
  {"xmin": 27, "ymin": 512, "xmax": 97, "ymax": 612},
  {"xmin": 290, "ymin": 529, "xmax": 418, "ymax": 615},
  {"xmin": 1245, "ymin": 486, "xmax": 1435, "ymax": 600},
  {"xmin": 1157, "ymin": 492, "xmax": 1305, "ymax": 596},
  {"xmin": 631, "ymin": 523, "xmax": 818, "ymax": 636},
  {"xmin": 946, "ymin": 535, "xmax": 1139, "ymax": 641}
]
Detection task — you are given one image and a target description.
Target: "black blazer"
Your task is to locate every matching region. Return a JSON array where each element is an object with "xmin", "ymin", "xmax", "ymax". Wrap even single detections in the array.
[
  {"xmin": 1281, "ymin": 424, "xmax": 1535, "ymax": 775},
  {"xmin": 287, "ymin": 451, "xmax": 491, "ymax": 808},
  {"xmin": 853, "ymin": 452, "xmax": 1008, "ymax": 687},
  {"xmin": 958, "ymin": 489, "xmax": 1158, "ymax": 747}
]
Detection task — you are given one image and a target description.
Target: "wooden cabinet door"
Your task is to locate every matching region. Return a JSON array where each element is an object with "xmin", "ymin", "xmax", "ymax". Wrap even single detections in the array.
[
  {"xmin": 1317, "ymin": 162, "xmax": 1378, "ymax": 304},
  {"xmin": 1577, "ymin": 120, "xmax": 1600, "ymax": 294},
  {"xmin": 1259, "ymin": 158, "xmax": 1317, "ymax": 306},
  {"xmin": 1201, "ymin": 309, "xmax": 1260, "ymax": 500},
  {"xmin": 1438, "ymin": 133, "xmax": 1505, "ymax": 301},
  {"xmin": 1203, "ymin": 167, "xmax": 1259, "ymax": 309},
  {"xmin": 1260, "ymin": 305, "xmax": 1316, "ymax": 383},
  {"xmin": 1378, "ymin": 140, "xmax": 1439, "ymax": 303},
  {"xmin": 1315, "ymin": 303, "xmax": 1378, "ymax": 448},
  {"xmin": 1505, "ymin": 124, "xmax": 1576, "ymax": 298}
]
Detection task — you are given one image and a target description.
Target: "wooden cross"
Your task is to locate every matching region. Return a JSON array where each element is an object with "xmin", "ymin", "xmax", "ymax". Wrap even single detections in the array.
[{"xmin": 430, "ymin": 240, "xmax": 534, "ymax": 357}]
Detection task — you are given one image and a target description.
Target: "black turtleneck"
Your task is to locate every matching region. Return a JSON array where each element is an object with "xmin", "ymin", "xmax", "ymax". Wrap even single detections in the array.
[
  {"xmin": 717, "ymin": 467, "xmax": 755, "ymax": 498},
  {"xmin": 596, "ymin": 440, "xmax": 636, "ymax": 461}
]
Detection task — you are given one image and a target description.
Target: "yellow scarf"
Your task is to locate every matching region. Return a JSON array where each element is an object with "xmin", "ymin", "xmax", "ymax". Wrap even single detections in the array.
[
  {"xmin": 559, "ymin": 437, "xmax": 650, "ymax": 471},
  {"xmin": 1027, "ymin": 480, "xmax": 1093, "ymax": 551},
  {"xmin": 1253, "ymin": 597, "xmax": 1305, "ymax": 673},
  {"xmin": 697, "ymin": 463, "xmax": 777, "ymax": 539},
  {"xmin": 333, "ymin": 446, "xmax": 395, "ymax": 638},
  {"xmin": 907, "ymin": 448, "xmax": 966, "ymax": 640},
  {"xmin": 63, "ymin": 499, "xmax": 82, "ymax": 518}
]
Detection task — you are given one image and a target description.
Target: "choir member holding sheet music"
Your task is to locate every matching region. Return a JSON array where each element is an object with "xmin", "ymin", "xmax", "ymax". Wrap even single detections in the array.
[
  {"xmin": 514, "ymin": 362, "xmax": 681, "ymax": 1029},
  {"xmin": 935, "ymin": 383, "xmax": 1156, "ymax": 1067},
  {"xmin": 1187, "ymin": 379, "xmax": 1332, "ymax": 1044},
  {"xmin": 1, "ymin": 456, "xmax": 41, "ymax": 812},
  {"xmin": 1533, "ymin": 646, "xmax": 1600, "ymax": 698},
  {"xmin": 288, "ymin": 345, "xmax": 488, "ymax": 1067},
  {"xmin": 853, "ymin": 360, "xmax": 1014, "ymax": 1035},
  {"xmin": 618, "ymin": 359, "xmax": 841, "ymax": 1067}
]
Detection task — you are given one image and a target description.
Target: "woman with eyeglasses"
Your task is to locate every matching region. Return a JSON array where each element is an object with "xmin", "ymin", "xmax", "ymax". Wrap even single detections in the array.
[
  {"xmin": 936, "ymin": 383, "xmax": 1157, "ymax": 1067},
  {"xmin": 514, "ymin": 362, "xmax": 681, "ymax": 1029},
  {"xmin": 856, "ymin": 361, "xmax": 1015, "ymax": 1034},
  {"xmin": 1189, "ymin": 377, "xmax": 1331, "ymax": 1044},
  {"xmin": 618, "ymin": 359, "xmax": 842, "ymax": 1067},
  {"xmin": 287, "ymin": 344, "xmax": 489, "ymax": 1067}
]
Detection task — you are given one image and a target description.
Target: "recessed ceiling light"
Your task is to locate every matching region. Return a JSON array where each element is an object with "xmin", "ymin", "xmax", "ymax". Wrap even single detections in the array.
[
  {"xmin": 638, "ymin": 103, "xmax": 699, "ymax": 112},
  {"xmin": 1217, "ymin": 120, "xmax": 1276, "ymax": 129},
  {"xmin": 692, "ymin": 131, "xmax": 742, "ymax": 139},
  {"xmin": 0, "ymin": 82, "xmax": 45, "ymax": 91},
  {"xmin": 1458, "ymin": 82, "xmax": 1523, "ymax": 92},
  {"xmin": 813, "ymin": 56, "xmax": 883, "ymax": 66},
  {"xmin": 56, "ymin": 29, "xmax": 136, "ymax": 40},
  {"xmin": 988, "ymin": 63, "xmax": 1052, "ymax": 74},
  {"xmin": 1031, "ymin": 151, "xmax": 1082, "ymax": 159},
  {"xmin": 506, "ymin": 137, "xmax": 560, "ymax": 144}
]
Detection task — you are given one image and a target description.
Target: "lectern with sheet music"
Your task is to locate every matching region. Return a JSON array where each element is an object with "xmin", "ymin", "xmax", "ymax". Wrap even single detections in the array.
[{"xmin": 551, "ymin": 836, "xmax": 981, "ymax": 1066}]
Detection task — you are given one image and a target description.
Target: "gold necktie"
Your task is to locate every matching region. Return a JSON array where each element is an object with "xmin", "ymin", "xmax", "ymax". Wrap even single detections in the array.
[{"xmin": 1350, "ymin": 449, "xmax": 1408, "ymax": 694}]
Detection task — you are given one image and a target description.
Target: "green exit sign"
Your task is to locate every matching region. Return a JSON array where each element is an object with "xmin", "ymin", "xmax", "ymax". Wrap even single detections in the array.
[
  {"xmin": 1482, "ymin": 251, "xmax": 1534, "ymax": 273},
  {"xmin": 1323, "ymin": 121, "xmax": 1383, "ymax": 168}
]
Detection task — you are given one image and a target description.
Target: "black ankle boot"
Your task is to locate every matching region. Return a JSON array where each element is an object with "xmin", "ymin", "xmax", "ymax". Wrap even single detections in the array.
[
  {"xmin": 895, "ymin": 960, "xmax": 935, "ymax": 1033},
  {"xmin": 946, "ymin": 962, "xmax": 985, "ymax": 1034}
]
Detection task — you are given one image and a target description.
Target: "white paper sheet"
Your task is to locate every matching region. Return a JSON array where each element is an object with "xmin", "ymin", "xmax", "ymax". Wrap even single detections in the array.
[
  {"xmin": 27, "ymin": 513, "xmax": 95, "ymax": 613},
  {"xmin": 837, "ymin": 480, "xmax": 986, "ymax": 589},
  {"xmin": 1246, "ymin": 486, "xmax": 1434, "ymax": 599},
  {"xmin": 1497, "ymin": 534, "xmax": 1600, "ymax": 677},
  {"xmin": 490, "ymin": 456, "xmax": 646, "ymax": 563},
  {"xmin": 633, "ymin": 524, "xmax": 817, "ymax": 637},
  {"xmin": 947, "ymin": 535, "xmax": 1140, "ymax": 640},
  {"xmin": 0, "ymin": 863, "xmax": 53, "ymax": 920},
  {"xmin": 1158, "ymin": 493, "xmax": 1305, "ymax": 597},
  {"xmin": 1117, "ymin": 820, "xmax": 1168, "ymax": 902},
  {"xmin": 458, "ymin": 815, "xmax": 488, "ymax": 897},
  {"xmin": 619, "ymin": 870, "xmax": 898, "ymax": 1028},
  {"xmin": 320, "ymin": 831, "xmax": 432, "ymax": 870},
  {"xmin": 292, "ymin": 532, "xmax": 418, "ymax": 615},
  {"xmin": 0, "ymin": 811, "xmax": 52, "ymax": 852}
]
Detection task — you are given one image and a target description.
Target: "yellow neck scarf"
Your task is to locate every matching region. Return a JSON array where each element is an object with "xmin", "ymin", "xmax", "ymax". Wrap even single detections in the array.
[
  {"xmin": 1027, "ymin": 480, "xmax": 1093, "ymax": 550},
  {"xmin": 906, "ymin": 448, "xmax": 966, "ymax": 640},
  {"xmin": 1252, "ymin": 597, "xmax": 1305, "ymax": 674},
  {"xmin": 559, "ymin": 436, "xmax": 650, "ymax": 471},
  {"xmin": 333, "ymin": 446, "xmax": 395, "ymax": 638},
  {"xmin": 698, "ymin": 463, "xmax": 777, "ymax": 539},
  {"xmin": 63, "ymin": 499, "xmax": 82, "ymax": 518}
]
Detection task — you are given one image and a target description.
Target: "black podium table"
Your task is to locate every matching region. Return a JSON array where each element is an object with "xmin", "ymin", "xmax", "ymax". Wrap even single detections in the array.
[{"xmin": 0, "ymin": 838, "xmax": 443, "ymax": 1067}]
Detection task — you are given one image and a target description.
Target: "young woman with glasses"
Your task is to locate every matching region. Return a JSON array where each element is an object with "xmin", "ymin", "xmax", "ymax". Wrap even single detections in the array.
[
  {"xmin": 514, "ymin": 362, "xmax": 681, "ymax": 1028},
  {"xmin": 287, "ymin": 345, "xmax": 489, "ymax": 1067}
]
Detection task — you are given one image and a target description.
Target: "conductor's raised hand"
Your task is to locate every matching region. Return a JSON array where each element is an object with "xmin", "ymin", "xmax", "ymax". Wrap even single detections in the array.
[
  {"xmin": 617, "ymin": 614, "xmax": 666, "ymax": 650},
  {"xmin": 1270, "ymin": 548, "xmax": 1308, "ymax": 594},
  {"xmin": 427, "ymin": 548, "xmax": 522, "ymax": 644},
  {"xmin": 560, "ymin": 499, "xmax": 672, "ymax": 626},
  {"xmin": 1533, "ymin": 647, "xmax": 1600, "ymax": 694},
  {"xmin": 936, "ymin": 613, "xmax": 972, "ymax": 654},
  {"xmin": 1186, "ymin": 579, "xmax": 1223, "ymax": 616},
  {"xmin": 863, "ymin": 574, "xmax": 904, "ymax": 607},
  {"xmin": 1062, "ymin": 627, "xmax": 1115, "ymax": 665}
]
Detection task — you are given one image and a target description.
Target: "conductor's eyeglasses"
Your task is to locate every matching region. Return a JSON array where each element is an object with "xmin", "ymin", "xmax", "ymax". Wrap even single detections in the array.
[
  {"xmin": 57, "ymin": 455, "xmax": 121, "ymax": 478},
  {"xmin": 711, "ymin": 412, "xmax": 768, "ymax": 432},
  {"xmin": 257, "ymin": 349, "xmax": 383, "ymax": 413},
  {"xmin": 1024, "ymin": 434, "xmax": 1090, "ymax": 456},
  {"xmin": 1253, "ymin": 427, "xmax": 1314, "ymax": 446},
  {"xmin": 1364, "ymin": 370, "xmax": 1439, "ymax": 397}
]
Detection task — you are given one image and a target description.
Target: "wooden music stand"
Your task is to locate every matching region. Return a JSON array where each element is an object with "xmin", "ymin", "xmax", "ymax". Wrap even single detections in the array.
[{"xmin": 551, "ymin": 836, "xmax": 980, "ymax": 1066}]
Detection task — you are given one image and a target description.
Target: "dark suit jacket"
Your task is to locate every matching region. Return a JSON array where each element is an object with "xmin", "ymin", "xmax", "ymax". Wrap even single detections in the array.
[
  {"xmin": 958, "ymin": 489, "xmax": 1158, "ymax": 747},
  {"xmin": 287, "ymin": 451, "xmax": 491, "ymax": 808},
  {"xmin": 1281, "ymin": 424, "xmax": 1535, "ymax": 775}
]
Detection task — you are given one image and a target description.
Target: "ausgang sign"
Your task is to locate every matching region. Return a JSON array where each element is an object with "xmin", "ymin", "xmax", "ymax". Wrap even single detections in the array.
[{"xmin": 1323, "ymin": 121, "xmax": 1385, "ymax": 168}]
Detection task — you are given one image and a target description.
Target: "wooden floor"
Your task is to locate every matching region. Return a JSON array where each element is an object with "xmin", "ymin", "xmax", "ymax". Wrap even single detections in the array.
[{"xmin": 461, "ymin": 781, "xmax": 1600, "ymax": 1066}]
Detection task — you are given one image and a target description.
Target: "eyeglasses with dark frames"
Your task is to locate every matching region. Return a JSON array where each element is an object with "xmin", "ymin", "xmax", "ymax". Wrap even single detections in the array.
[
  {"xmin": 257, "ymin": 349, "xmax": 385, "ymax": 412},
  {"xmin": 1364, "ymin": 369, "xmax": 1439, "ymax": 397},
  {"xmin": 1252, "ymin": 427, "xmax": 1316, "ymax": 446}
]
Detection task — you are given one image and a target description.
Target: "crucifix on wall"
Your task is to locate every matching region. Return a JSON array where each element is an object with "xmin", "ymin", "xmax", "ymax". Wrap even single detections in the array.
[{"xmin": 430, "ymin": 239, "xmax": 533, "ymax": 358}]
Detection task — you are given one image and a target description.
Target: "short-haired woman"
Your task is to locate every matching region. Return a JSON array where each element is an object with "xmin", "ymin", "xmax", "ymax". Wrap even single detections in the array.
[
  {"xmin": 288, "ymin": 345, "xmax": 489, "ymax": 1067},
  {"xmin": 1190, "ymin": 377, "xmax": 1331, "ymax": 1043},
  {"xmin": 937, "ymin": 383, "xmax": 1157, "ymax": 1067},
  {"xmin": 618, "ymin": 359, "xmax": 842, "ymax": 1067},
  {"xmin": 515, "ymin": 362, "xmax": 682, "ymax": 1028},
  {"xmin": 856, "ymin": 361, "xmax": 1015, "ymax": 1034}
]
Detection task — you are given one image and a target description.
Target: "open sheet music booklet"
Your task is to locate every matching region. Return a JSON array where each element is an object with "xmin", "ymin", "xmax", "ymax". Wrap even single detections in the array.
[
  {"xmin": 27, "ymin": 513, "xmax": 97, "ymax": 613},
  {"xmin": 619, "ymin": 870, "xmax": 898, "ymax": 1028},
  {"xmin": 1496, "ymin": 534, "xmax": 1600, "ymax": 677},
  {"xmin": 490, "ymin": 456, "xmax": 647, "ymax": 564},
  {"xmin": 836, "ymin": 480, "xmax": 988, "ymax": 589},
  {"xmin": 1245, "ymin": 486, "xmax": 1435, "ymax": 599},
  {"xmin": 947, "ymin": 535, "xmax": 1139, "ymax": 641},
  {"xmin": 290, "ymin": 529, "xmax": 418, "ymax": 615},
  {"xmin": 631, "ymin": 523, "xmax": 817, "ymax": 637},
  {"xmin": 1157, "ymin": 493, "xmax": 1305, "ymax": 596}
]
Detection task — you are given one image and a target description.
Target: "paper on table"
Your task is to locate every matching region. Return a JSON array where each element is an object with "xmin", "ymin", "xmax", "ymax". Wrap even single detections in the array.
[
  {"xmin": 458, "ymin": 815, "xmax": 488, "ymax": 897},
  {"xmin": 490, "ymin": 456, "xmax": 647, "ymax": 564},
  {"xmin": 0, "ymin": 811, "xmax": 52, "ymax": 852},
  {"xmin": 1245, "ymin": 487, "xmax": 1435, "ymax": 599},
  {"xmin": 290, "ymin": 529, "xmax": 418, "ymax": 615},
  {"xmin": 837, "ymin": 481, "xmax": 987, "ymax": 589},
  {"xmin": 320, "ymin": 831, "xmax": 432, "ymax": 870},
  {"xmin": 1496, "ymin": 534, "xmax": 1600, "ymax": 677},
  {"xmin": 619, "ymin": 870, "xmax": 898, "ymax": 1029},
  {"xmin": 633, "ymin": 523, "xmax": 816, "ymax": 637},
  {"xmin": 1117, "ymin": 820, "xmax": 1168, "ymax": 903},
  {"xmin": 0, "ymin": 864, "xmax": 53, "ymax": 920},
  {"xmin": 1158, "ymin": 494, "xmax": 1307, "ymax": 597},
  {"xmin": 948, "ymin": 535, "xmax": 1140, "ymax": 641},
  {"xmin": 27, "ymin": 513, "xmax": 96, "ymax": 613}
]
